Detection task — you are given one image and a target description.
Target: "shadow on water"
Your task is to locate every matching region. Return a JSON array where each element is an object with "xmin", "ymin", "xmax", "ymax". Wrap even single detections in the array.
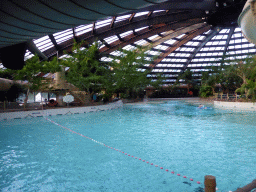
[{"xmin": 194, "ymin": 187, "xmax": 204, "ymax": 192}]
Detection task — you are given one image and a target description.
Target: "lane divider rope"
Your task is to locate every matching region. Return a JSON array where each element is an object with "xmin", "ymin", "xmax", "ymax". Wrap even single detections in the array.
[{"xmin": 44, "ymin": 117, "xmax": 202, "ymax": 185}]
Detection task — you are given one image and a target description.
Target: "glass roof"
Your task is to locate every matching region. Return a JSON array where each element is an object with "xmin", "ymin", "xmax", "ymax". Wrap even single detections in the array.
[{"xmin": 11, "ymin": 9, "xmax": 256, "ymax": 84}]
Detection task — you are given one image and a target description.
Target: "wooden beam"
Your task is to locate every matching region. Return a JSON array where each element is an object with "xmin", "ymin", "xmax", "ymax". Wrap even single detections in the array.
[
  {"xmin": 147, "ymin": 23, "xmax": 207, "ymax": 48},
  {"xmin": 100, "ymin": 19, "xmax": 204, "ymax": 54},
  {"xmin": 44, "ymin": 10, "xmax": 204, "ymax": 59},
  {"xmin": 129, "ymin": 13, "xmax": 136, "ymax": 22},
  {"xmin": 92, "ymin": 22, "xmax": 96, "ymax": 34},
  {"xmin": 147, "ymin": 11, "xmax": 153, "ymax": 18},
  {"xmin": 149, "ymin": 25, "xmax": 210, "ymax": 68},
  {"xmin": 181, "ymin": 26, "xmax": 221, "ymax": 72},
  {"xmin": 110, "ymin": 16, "xmax": 116, "ymax": 28},
  {"xmin": 48, "ymin": 34, "xmax": 60, "ymax": 51},
  {"xmin": 26, "ymin": 40, "xmax": 48, "ymax": 60}
]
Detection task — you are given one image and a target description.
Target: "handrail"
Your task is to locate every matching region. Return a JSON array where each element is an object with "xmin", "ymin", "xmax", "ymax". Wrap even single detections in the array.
[
  {"xmin": 204, "ymin": 176, "xmax": 256, "ymax": 192},
  {"xmin": 234, "ymin": 179, "xmax": 256, "ymax": 192}
]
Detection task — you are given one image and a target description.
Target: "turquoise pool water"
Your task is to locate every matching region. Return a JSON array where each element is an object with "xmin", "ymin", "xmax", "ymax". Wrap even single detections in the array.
[{"xmin": 0, "ymin": 101, "xmax": 256, "ymax": 192}]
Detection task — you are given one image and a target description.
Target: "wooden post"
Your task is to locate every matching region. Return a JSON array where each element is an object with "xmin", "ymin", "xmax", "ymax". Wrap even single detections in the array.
[{"xmin": 204, "ymin": 175, "xmax": 216, "ymax": 192}]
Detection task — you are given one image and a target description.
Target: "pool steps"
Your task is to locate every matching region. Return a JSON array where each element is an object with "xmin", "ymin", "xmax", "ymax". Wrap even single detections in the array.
[{"xmin": 0, "ymin": 100, "xmax": 123, "ymax": 121}]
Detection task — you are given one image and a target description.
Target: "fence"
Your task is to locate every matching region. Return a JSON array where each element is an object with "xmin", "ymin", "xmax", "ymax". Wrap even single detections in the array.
[
  {"xmin": 214, "ymin": 93, "xmax": 241, "ymax": 101},
  {"xmin": 204, "ymin": 176, "xmax": 256, "ymax": 192}
]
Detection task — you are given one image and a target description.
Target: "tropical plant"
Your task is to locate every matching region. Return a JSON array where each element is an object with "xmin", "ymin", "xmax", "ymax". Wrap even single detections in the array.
[
  {"xmin": 178, "ymin": 69, "xmax": 194, "ymax": 93},
  {"xmin": 61, "ymin": 41, "xmax": 113, "ymax": 100},
  {"xmin": 109, "ymin": 46, "xmax": 163, "ymax": 99},
  {"xmin": 0, "ymin": 55, "xmax": 61, "ymax": 106},
  {"xmin": 199, "ymin": 85, "xmax": 213, "ymax": 98}
]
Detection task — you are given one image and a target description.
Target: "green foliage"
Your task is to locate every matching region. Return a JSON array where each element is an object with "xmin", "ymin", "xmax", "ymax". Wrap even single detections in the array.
[
  {"xmin": 110, "ymin": 46, "xmax": 152, "ymax": 93},
  {"xmin": 62, "ymin": 41, "xmax": 112, "ymax": 94},
  {"xmin": 199, "ymin": 85, "xmax": 213, "ymax": 98},
  {"xmin": 119, "ymin": 93, "xmax": 130, "ymax": 99},
  {"xmin": 0, "ymin": 55, "xmax": 61, "ymax": 91},
  {"xmin": 178, "ymin": 69, "xmax": 193, "ymax": 84},
  {"xmin": 150, "ymin": 73, "xmax": 166, "ymax": 90},
  {"xmin": 199, "ymin": 54, "xmax": 256, "ymax": 100}
]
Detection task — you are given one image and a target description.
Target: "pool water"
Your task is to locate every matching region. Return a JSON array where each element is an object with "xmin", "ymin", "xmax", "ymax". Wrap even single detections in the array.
[{"xmin": 0, "ymin": 101, "xmax": 256, "ymax": 192}]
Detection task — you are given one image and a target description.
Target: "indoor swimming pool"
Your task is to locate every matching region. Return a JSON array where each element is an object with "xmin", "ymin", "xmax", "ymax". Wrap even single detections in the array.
[{"xmin": 0, "ymin": 100, "xmax": 256, "ymax": 192}]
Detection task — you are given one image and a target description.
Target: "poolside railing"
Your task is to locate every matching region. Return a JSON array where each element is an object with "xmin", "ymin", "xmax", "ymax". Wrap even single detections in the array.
[
  {"xmin": 214, "ymin": 93, "xmax": 241, "ymax": 101},
  {"xmin": 204, "ymin": 176, "xmax": 256, "ymax": 192},
  {"xmin": 234, "ymin": 179, "xmax": 256, "ymax": 192}
]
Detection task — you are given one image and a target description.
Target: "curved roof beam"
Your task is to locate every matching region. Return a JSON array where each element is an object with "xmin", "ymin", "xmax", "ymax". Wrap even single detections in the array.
[
  {"xmin": 44, "ymin": 10, "xmax": 205, "ymax": 59},
  {"xmin": 126, "ymin": 0, "xmax": 216, "ymax": 13},
  {"xmin": 26, "ymin": 40, "xmax": 48, "ymax": 60},
  {"xmin": 149, "ymin": 24, "xmax": 211, "ymax": 68},
  {"xmin": 181, "ymin": 26, "xmax": 221, "ymax": 72},
  {"xmin": 100, "ymin": 19, "xmax": 204, "ymax": 54},
  {"xmin": 221, "ymin": 27, "xmax": 235, "ymax": 64}
]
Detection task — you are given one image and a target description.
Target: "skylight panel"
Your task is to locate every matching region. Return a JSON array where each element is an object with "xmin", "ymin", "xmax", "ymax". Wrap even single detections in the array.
[
  {"xmin": 135, "ymin": 11, "xmax": 149, "ymax": 17},
  {"xmin": 24, "ymin": 50, "xmax": 34, "ymax": 60},
  {"xmin": 148, "ymin": 34, "xmax": 159, "ymax": 40},
  {"xmin": 99, "ymin": 44, "xmax": 105, "ymax": 49},
  {"xmin": 180, "ymin": 47, "xmax": 194, "ymax": 52},
  {"xmin": 176, "ymin": 34, "xmax": 185, "ymax": 39},
  {"xmin": 115, "ymin": 14, "xmax": 131, "ymax": 23},
  {"xmin": 33, "ymin": 36, "xmax": 54, "ymax": 52},
  {"xmin": 135, "ymin": 26, "xmax": 148, "ymax": 32},
  {"xmin": 232, "ymin": 33, "xmax": 242, "ymax": 38},
  {"xmin": 229, "ymin": 40, "xmax": 235, "ymax": 44},
  {"xmin": 33, "ymin": 36, "xmax": 49, "ymax": 44},
  {"xmin": 120, "ymin": 30, "xmax": 133, "ymax": 38},
  {"xmin": 198, "ymin": 36, "xmax": 205, "ymax": 40},
  {"xmin": 59, "ymin": 54, "xmax": 70, "ymax": 59},
  {"xmin": 216, "ymin": 35, "xmax": 228, "ymax": 40},
  {"xmin": 110, "ymin": 50, "xmax": 122, "ymax": 56},
  {"xmin": 235, "ymin": 28, "xmax": 241, "ymax": 32},
  {"xmin": 156, "ymin": 64, "xmax": 164, "ymax": 67},
  {"xmin": 229, "ymin": 45, "xmax": 235, "ymax": 49},
  {"xmin": 122, "ymin": 45, "xmax": 135, "ymax": 51},
  {"xmin": 100, "ymin": 57, "xmax": 113, "ymax": 62},
  {"xmin": 75, "ymin": 24, "xmax": 93, "ymax": 36},
  {"xmin": 185, "ymin": 41, "xmax": 199, "ymax": 46},
  {"xmin": 216, "ymin": 40, "xmax": 227, "ymax": 44},
  {"xmin": 95, "ymin": 18, "xmax": 112, "ymax": 29},
  {"xmin": 234, "ymin": 39, "xmax": 242, "ymax": 44},
  {"xmin": 162, "ymin": 58, "xmax": 171, "ymax": 62},
  {"xmin": 204, "ymin": 30, "xmax": 211, "ymax": 35},
  {"xmin": 164, "ymin": 39, "xmax": 176, "ymax": 44},
  {"xmin": 134, "ymin": 39, "xmax": 148, "ymax": 46},
  {"xmin": 219, "ymin": 29, "xmax": 230, "ymax": 33},
  {"xmin": 53, "ymin": 29, "xmax": 73, "ymax": 44},
  {"xmin": 201, "ymin": 47, "xmax": 209, "ymax": 51},
  {"xmin": 147, "ymin": 50, "xmax": 160, "ymax": 55},
  {"xmin": 249, "ymin": 49, "xmax": 256, "ymax": 53},
  {"xmin": 193, "ymin": 35, "xmax": 204, "ymax": 40},
  {"xmin": 154, "ymin": 45, "xmax": 168, "ymax": 50},
  {"xmin": 153, "ymin": 10, "xmax": 165, "ymax": 13},
  {"xmin": 104, "ymin": 35, "xmax": 119, "ymax": 44}
]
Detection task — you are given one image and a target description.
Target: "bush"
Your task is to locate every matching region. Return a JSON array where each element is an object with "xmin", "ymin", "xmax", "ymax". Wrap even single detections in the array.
[{"xmin": 199, "ymin": 85, "xmax": 213, "ymax": 98}]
